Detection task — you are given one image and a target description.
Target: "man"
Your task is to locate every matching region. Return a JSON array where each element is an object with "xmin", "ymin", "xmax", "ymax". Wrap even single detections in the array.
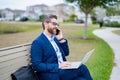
[
  {"xmin": 31, "ymin": 15, "xmax": 93, "ymax": 80},
  {"xmin": 99, "ymin": 21, "xmax": 103, "ymax": 28}
]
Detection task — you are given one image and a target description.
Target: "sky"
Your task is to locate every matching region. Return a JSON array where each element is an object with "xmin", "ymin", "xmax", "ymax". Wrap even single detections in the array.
[{"xmin": 0, "ymin": 0, "xmax": 65, "ymax": 10}]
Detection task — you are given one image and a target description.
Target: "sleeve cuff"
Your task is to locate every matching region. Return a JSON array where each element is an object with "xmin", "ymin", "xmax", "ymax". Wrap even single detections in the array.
[{"xmin": 59, "ymin": 39, "xmax": 66, "ymax": 43}]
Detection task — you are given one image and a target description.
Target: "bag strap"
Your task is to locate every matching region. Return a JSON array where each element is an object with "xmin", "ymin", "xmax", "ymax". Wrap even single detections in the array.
[{"xmin": 29, "ymin": 65, "xmax": 39, "ymax": 80}]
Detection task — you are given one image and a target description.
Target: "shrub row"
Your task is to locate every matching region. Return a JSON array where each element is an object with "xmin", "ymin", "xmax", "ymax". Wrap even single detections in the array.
[{"xmin": 104, "ymin": 23, "xmax": 120, "ymax": 27}]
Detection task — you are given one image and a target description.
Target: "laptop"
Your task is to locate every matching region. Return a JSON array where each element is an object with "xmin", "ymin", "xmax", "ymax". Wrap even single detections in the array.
[{"xmin": 62, "ymin": 49, "xmax": 95, "ymax": 69}]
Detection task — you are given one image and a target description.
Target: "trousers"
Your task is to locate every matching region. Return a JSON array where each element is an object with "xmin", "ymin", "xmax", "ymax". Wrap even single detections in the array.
[{"xmin": 59, "ymin": 64, "xmax": 93, "ymax": 80}]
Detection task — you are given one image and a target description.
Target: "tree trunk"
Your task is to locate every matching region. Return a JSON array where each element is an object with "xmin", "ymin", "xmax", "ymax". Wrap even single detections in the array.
[{"xmin": 83, "ymin": 13, "xmax": 88, "ymax": 39}]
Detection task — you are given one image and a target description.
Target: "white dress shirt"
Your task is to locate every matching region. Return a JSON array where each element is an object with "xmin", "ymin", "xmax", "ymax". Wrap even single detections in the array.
[{"xmin": 43, "ymin": 32, "xmax": 64, "ymax": 64}]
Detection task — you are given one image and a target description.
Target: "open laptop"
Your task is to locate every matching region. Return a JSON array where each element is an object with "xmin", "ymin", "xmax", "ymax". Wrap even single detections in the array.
[{"xmin": 62, "ymin": 49, "xmax": 95, "ymax": 69}]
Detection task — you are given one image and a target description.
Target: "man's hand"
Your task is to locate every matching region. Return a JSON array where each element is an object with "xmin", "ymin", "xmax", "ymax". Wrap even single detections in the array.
[{"xmin": 59, "ymin": 61, "xmax": 71, "ymax": 69}]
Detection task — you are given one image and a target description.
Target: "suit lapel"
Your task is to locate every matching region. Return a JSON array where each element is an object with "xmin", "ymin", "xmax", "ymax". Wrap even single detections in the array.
[{"xmin": 41, "ymin": 33, "xmax": 57, "ymax": 57}]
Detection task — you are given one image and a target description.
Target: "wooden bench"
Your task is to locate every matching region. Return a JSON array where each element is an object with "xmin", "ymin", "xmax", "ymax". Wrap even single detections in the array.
[{"xmin": 0, "ymin": 43, "xmax": 31, "ymax": 80}]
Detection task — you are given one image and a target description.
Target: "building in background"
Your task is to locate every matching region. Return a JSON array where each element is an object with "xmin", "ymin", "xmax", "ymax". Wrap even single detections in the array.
[
  {"xmin": 0, "ymin": 8, "xmax": 14, "ymax": 21},
  {"xmin": 53, "ymin": 3, "xmax": 75, "ymax": 22},
  {"xmin": 13, "ymin": 10, "xmax": 25, "ymax": 21},
  {"xmin": 26, "ymin": 4, "xmax": 49, "ymax": 20},
  {"xmin": 26, "ymin": 3, "xmax": 75, "ymax": 22},
  {"xmin": 0, "ymin": 3, "xmax": 75, "ymax": 22},
  {"xmin": 0, "ymin": 8, "xmax": 25, "ymax": 21}
]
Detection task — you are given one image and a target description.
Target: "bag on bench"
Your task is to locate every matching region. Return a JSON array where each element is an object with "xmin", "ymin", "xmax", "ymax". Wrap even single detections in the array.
[{"xmin": 11, "ymin": 65, "xmax": 39, "ymax": 80}]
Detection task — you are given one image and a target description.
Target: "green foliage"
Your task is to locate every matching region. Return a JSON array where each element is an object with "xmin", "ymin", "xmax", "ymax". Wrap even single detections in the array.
[
  {"xmin": 104, "ymin": 23, "xmax": 120, "ymax": 27},
  {"xmin": 39, "ymin": 15, "xmax": 46, "ymax": 21},
  {"xmin": 92, "ymin": 21, "xmax": 98, "ymax": 24},
  {"xmin": 69, "ymin": 14, "xmax": 77, "ymax": 21},
  {"xmin": 65, "ymin": 0, "xmax": 119, "ymax": 14},
  {"xmin": 91, "ymin": 16, "xmax": 98, "ymax": 24},
  {"xmin": 106, "ymin": 6, "xmax": 120, "ymax": 16}
]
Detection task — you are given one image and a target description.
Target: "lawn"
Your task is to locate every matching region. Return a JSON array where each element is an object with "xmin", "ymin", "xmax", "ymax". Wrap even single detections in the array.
[
  {"xmin": 0, "ymin": 22, "xmax": 114, "ymax": 80},
  {"xmin": 62, "ymin": 25, "xmax": 113, "ymax": 80},
  {"xmin": 0, "ymin": 22, "xmax": 42, "ymax": 47},
  {"xmin": 112, "ymin": 30, "xmax": 120, "ymax": 35},
  {"xmin": 0, "ymin": 22, "xmax": 41, "ymax": 34}
]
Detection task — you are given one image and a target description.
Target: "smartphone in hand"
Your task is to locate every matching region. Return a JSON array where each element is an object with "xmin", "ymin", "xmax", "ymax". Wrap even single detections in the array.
[{"xmin": 56, "ymin": 29, "xmax": 60, "ymax": 35}]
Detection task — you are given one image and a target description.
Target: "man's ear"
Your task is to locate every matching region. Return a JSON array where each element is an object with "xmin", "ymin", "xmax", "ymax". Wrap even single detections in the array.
[{"xmin": 44, "ymin": 22, "xmax": 49, "ymax": 28}]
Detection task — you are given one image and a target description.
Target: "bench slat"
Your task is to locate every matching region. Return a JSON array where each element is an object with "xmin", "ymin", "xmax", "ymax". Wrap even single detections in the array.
[
  {"xmin": 0, "ymin": 51, "xmax": 29, "ymax": 63},
  {"xmin": 0, "ymin": 55, "xmax": 30, "ymax": 69},
  {"xmin": 0, "ymin": 60, "xmax": 29, "ymax": 75},
  {"xmin": 0, "ymin": 43, "xmax": 31, "ymax": 51},
  {"xmin": 0, "ymin": 46, "xmax": 30, "ymax": 56}
]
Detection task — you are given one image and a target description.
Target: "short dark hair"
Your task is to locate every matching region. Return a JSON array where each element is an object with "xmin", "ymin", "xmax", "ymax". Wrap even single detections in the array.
[
  {"xmin": 49, "ymin": 14, "xmax": 57, "ymax": 19},
  {"xmin": 42, "ymin": 14, "xmax": 57, "ymax": 30}
]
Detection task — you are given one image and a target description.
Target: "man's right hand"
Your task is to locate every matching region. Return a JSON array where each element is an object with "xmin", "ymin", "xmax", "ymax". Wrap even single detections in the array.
[{"xmin": 59, "ymin": 61, "xmax": 71, "ymax": 69}]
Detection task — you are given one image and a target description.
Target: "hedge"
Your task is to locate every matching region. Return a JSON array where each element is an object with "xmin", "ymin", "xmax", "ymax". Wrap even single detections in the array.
[{"xmin": 104, "ymin": 23, "xmax": 120, "ymax": 27}]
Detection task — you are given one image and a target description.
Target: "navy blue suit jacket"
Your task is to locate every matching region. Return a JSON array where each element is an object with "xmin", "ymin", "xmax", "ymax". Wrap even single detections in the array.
[{"xmin": 31, "ymin": 33, "xmax": 69, "ymax": 80}]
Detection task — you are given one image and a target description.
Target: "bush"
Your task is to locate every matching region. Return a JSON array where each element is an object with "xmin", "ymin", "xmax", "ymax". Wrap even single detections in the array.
[
  {"xmin": 92, "ymin": 20, "xmax": 98, "ymax": 24},
  {"xmin": 39, "ymin": 15, "xmax": 46, "ymax": 21},
  {"xmin": 91, "ymin": 16, "xmax": 98, "ymax": 24},
  {"xmin": 104, "ymin": 23, "xmax": 120, "ymax": 27}
]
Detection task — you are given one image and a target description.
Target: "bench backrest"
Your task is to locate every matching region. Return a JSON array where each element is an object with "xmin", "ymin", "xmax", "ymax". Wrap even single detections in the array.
[{"xmin": 0, "ymin": 43, "xmax": 31, "ymax": 80}]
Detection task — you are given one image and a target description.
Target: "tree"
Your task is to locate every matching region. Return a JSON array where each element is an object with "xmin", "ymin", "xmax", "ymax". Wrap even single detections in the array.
[
  {"xmin": 65, "ymin": 0, "xmax": 119, "ymax": 39},
  {"xmin": 106, "ymin": 2, "xmax": 120, "ymax": 16},
  {"xmin": 39, "ymin": 15, "xmax": 46, "ymax": 21},
  {"xmin": 106, "ymin": 7, "xmax": 118, "ymax": 16},
  {"xmin": 90, "ymin": 9, "xmax": 97, "ymax": 24}
]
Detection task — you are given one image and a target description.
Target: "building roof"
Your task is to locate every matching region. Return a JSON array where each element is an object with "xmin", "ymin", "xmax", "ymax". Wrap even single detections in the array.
[
  {"xmin": 54, "ymin": 3, "xmax": 68, "ymax": 7},
  {"xmin": 13, "ymin": 10, "xmax": 25, "ymax": 13},
  {"xmin": 4, "ymin": 8, "xmax": 13, "ymax": 12},
  {"xmin": 30, "ymin": 4, "xmax": 49, "ymax": 8}
]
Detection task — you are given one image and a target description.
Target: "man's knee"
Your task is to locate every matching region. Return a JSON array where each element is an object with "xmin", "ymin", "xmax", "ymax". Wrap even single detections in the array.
[
  {"xmin": 78, "ymin": 64, "xmax": 93, "ymax": 80},
  {"xmin": 78, "ymin": 64, "xmax": 88, "ymax": 72}
]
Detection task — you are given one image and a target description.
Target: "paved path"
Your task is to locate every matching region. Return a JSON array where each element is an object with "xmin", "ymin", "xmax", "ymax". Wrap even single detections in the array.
[{"xmin": 93, "ymin": 28, "xmax": 120, "ymax": 80}]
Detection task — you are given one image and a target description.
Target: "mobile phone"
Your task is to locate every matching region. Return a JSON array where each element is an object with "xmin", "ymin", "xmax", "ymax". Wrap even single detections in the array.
[{"xmin": 56, "ymin": 29, "xmax": 60, "ymax": 35}]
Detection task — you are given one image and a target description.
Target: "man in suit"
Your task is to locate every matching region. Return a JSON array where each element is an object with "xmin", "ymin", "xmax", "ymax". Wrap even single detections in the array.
[{"xmin": 31, "ymin": 15, "xmax": 93, "ymax": 80}]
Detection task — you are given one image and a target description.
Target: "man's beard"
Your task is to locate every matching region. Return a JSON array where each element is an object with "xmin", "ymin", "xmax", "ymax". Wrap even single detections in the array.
[{"xmin": 47, "ymin": 27, "xmax": 56, "ymax": 35}]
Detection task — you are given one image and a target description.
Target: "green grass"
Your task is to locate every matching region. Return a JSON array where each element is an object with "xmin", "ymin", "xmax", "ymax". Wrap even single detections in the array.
[
  {"xmin": 61, "ymin": 26, "xmax": 113, "ymax": 80},
  {"xmin": 112, "ymin": 30, "xmax": 120, "ymax": 35},
  {"xmin": 0, "ymin": 22, "xmax": 114, "ymax": 80},
  {"xmin": 0, "ymin": 22, "xmax": 41, "ymax": 34},
  {"xmin": 85, "ymin": 28, "xmax": 113, "ymax": 80}
]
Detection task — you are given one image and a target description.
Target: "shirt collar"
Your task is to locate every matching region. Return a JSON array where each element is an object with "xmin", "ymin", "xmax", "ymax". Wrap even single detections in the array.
[{"xmin": 43, "ymin": 32, "xmax": 55, "ymax": 41}]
